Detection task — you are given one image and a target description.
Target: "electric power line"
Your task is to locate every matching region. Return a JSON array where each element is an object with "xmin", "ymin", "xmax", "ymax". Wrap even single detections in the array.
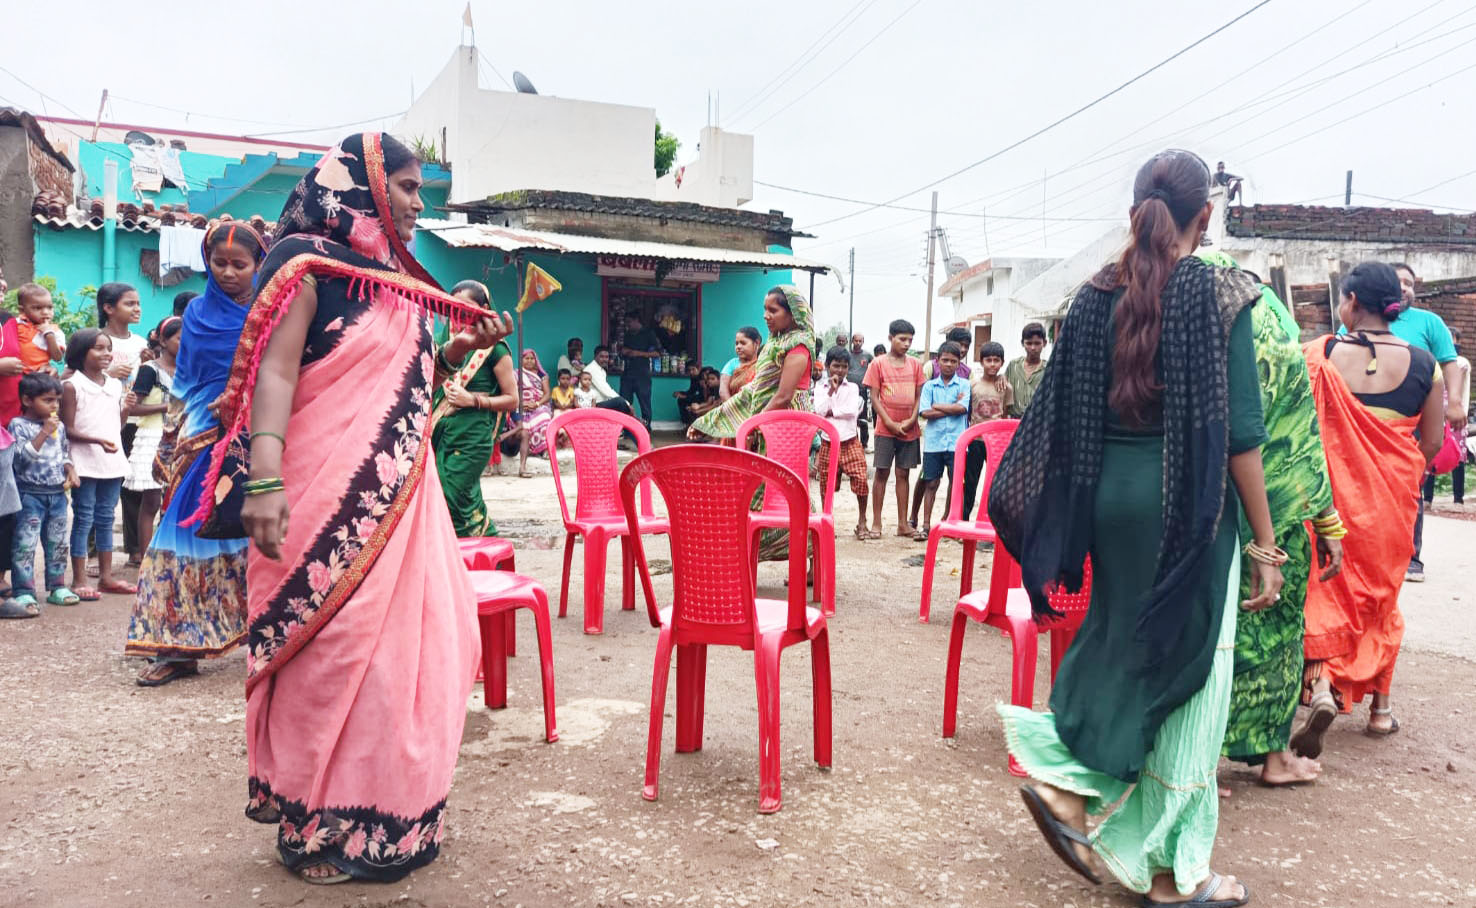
[
  {"xmin": 0, "ymin": 63, "xmax": 88, "ymax": 118},
  {"xmin": 1356, "ymin": 192, "xmax": 1473, "ymax": 211},
  {"xmin": 725, "ymin": 0, "xmax": 881, "ymax": 124},
  {"xmin": 242, "ymin": 110, "xmax": 408, "ymax": 139},
  {"xmin": 744, "ymin": 0, "xmax": 929, "ymax": 132},
  {"xmin": 108, "ymin": 93, "xmax": 324, "ymax": 130},
  {"xmin": 754, "ymin": 180, "xmax": 1119, "ymax": 221},
  {"xmin": 799, "ymin": 0, "xmax": 1275, "ymax": 230}
]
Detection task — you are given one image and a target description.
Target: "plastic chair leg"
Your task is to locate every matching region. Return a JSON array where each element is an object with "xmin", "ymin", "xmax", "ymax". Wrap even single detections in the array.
[
  {"xmin": 811, "ymin": 629, "xmax": 832, "ymax": 768},
  {"xmin": 959, "ymin": 540, "xmax": 977, "ymax": 599},
  {"xmin": 558, "ymin": 532, "xmax": 576, "ymax": 619},
  {"xmin": 642, "ymin": 624, "xmax": 676, "ymax": 802},
  {"xmin": 675, "ymin": 643, "xmax": 707, "ymax": 753},
  {"xmin": 1049, "ymin": 628, "xmax": 1075, "ymax": 681},
  {"xmin": 480, "ymin": 610, "xmax": 508, "ymax": 710},
  {"xmin": 530, "ymin": 589, "xmax": 558, "ymax": 743},
  {"xmin": 620, "ymin": 535, "xmax": 636, "ymax": 611},
  {"xmin": 753, "ymin": 636, "xmax": 784, "ymax": 814},
  {"xmin": 582, "ymin": 527, "xmax": 608, "ymax": 634},
  {"xmin": 505, "ymin": 611, "xmax": 517, "ymax": 659},
  {"xmin": 942, "ymin": 611, "xmax": 969, "ymax": 738},
  {"xmin": 815, "ymin": 525, "xmax": 836, "ymax": 617},
  {"xmin": 918, "ymin": 528, "xmax": 943, "ymax": 623},
  {"xmin": 808, "ymin": 528, "xmax": 820, "ymax": 604},
  {"xmin": 1008, "ymin": 620, "xmax": 1040, "ymax": 711}
]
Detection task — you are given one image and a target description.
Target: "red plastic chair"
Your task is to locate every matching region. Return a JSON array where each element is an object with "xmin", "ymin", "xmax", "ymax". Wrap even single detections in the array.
[
  {"xmin": 737, "ymin": 411, "xmax": 839, "ymax": 617},
  {"xmin": 918, "ymin": 419, "xmax": 1019, "ymax": 623},
  {"xmin": 460, "ymin": 537, "xmax": 517, "ymax": 662},
  {"xmin": 472, "ymin": 569, "xmax": 558, "ymax": 744},
  {"xmin": 942, "ymin": 545, "xmax": 1092, "ymax": 775},
  {"xmin": 548, "ymin": 408, "xmax": 670, "ymax": 634},
  {"xmin": 620, "ymin": 445, "xmax": 831, "ymax": 814}
]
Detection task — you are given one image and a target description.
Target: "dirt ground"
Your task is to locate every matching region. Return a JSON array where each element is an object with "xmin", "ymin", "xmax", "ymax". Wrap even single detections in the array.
[{"xmin": 2, "ymin": 462, "xmax": 1475, "ymax": 908}]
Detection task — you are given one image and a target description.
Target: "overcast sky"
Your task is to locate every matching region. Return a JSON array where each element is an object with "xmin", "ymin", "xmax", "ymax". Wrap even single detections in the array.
[{"xmin": 5, "ymin": 0, "xmax": 1474, "ymax": 348}]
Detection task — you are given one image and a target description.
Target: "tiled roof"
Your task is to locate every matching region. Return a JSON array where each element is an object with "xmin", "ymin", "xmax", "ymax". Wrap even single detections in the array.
[
  {"xmin": 447, "ymin": 189, "xmax": 811, "ymax": 239},
  {"xmin": 32, "ymin": 193, "xmax": 276, "ymax": 236}
]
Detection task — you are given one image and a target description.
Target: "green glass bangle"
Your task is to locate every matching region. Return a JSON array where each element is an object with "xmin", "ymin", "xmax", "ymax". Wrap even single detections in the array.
[
  {"xmin": 243, "ymin": 477, "xmax": 286, "ymax": 496},
  {"xmin": 250, "ymin": 431, "xmax": 286, "ymax": 447}
]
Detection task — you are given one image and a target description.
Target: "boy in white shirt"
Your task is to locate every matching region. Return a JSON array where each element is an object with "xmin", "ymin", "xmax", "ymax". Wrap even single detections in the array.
[{"xmin": 813, "ymin": 347, "xmax": 870, "ymax": 540}]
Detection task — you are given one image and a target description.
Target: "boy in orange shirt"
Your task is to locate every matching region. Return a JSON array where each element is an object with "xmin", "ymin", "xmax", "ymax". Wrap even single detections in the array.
[
  {"xmin": 14, "ymin": 284, "xmax": 65, "ymax": 372},
  {"xmin": 862, "ymin": 319, "xmax": 925, "ymax": 537}
]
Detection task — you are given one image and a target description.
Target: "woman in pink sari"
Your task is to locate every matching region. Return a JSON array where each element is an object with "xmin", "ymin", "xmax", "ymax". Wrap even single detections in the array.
[{"xmin": 193, "ymin": 133, "xmax": 511, "ymax": 884}]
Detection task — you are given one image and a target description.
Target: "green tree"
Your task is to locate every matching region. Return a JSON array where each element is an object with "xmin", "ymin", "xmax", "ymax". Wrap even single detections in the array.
[{"xmin": 654, "ymin": 120, "xmax": 680, "ymax": 178}]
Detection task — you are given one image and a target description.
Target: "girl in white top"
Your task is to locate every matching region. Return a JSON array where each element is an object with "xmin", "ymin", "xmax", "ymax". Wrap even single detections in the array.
[
  {"xmin": 96, "ymin": 282, "xmax": 150, "ymax": 565},
  {"xmin": 61, "ymin": 329, "xmax": 131, "ymax": 600}
]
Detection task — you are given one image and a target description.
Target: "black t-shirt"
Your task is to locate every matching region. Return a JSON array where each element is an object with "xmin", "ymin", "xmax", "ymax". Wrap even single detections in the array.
[{"xmin": 622, "ymin": 327, "xmax": 660, "ymax": 377}]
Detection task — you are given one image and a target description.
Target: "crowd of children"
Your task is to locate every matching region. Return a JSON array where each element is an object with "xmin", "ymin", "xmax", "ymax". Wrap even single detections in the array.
[
  {"xmin": 807, "ymin": 320, "xmax": 1051, "ymax": 544},
  {"xmin": 0, "ymin": 280, "xmax": 179, "ymax": 617}
]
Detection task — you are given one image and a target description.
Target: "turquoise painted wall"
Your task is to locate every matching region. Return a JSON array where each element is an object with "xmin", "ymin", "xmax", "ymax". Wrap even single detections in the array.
[
  {"xmin": 31, "ymin": 224, "xmax": 207, "ymax": 332},
  {"xmin": 215, "ymin": 172, "xmax": 301, "ymax": 220},
  {"xmin": 415, "ymin": 237, "xmax": 793, "ymax": 423}
]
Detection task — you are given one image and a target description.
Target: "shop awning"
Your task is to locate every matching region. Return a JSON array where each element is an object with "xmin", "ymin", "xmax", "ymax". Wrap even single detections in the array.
[{"xmin": 416, "ymin": 219, "xmax": 832, "ymax": 274}]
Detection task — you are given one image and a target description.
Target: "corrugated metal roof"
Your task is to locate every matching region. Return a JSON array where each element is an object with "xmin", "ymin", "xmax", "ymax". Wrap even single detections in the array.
[{"xmin": 416, "ymin": 220, "xmax": 831, "ymax": 273}]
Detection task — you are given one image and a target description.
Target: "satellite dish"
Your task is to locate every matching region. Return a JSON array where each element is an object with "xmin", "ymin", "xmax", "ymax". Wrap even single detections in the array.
[
  {"xmin": 512, "ymin": 71, "xmax": 538, "ymax": 94},
  {"xmin": 123, "ymin": 129, "xmax": 156, "ymax": 146},
  {"xmin": 944, "ymin": 255, "xmax": 969, "ymax": 278}
]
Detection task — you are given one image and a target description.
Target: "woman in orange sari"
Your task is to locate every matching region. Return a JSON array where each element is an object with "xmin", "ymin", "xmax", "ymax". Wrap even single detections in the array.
[
  {"xmin": 1294, "ymin": 262, "xmax": 1442, "ymax": 758},
  {"xmin": 717, "ymin": 325, "xmax": 762, "ymax": 448},
  {"xmin": 194, "ymin": 133, "xmax": 511, "ymax": 884}
]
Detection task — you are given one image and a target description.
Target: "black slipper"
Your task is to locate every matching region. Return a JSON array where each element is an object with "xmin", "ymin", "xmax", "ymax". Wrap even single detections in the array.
[
  {"xmin": 1289, "ymin": 692, "xmax": 1336, "ymax": 758},
  {"xmin": 1019, "ymin": 785, "xmax": 1100, "ymax": 885},
  {"xmin": 1141, "ymin": 871, "xmax": 1250, "ymax": 907},
  {"xmin": 136, "ymin": 662, "xmax": 199, "ymax": 687},
  {"xmin": 1365, "ymin": 712, "xmax": 1400, "ymax": 737}
]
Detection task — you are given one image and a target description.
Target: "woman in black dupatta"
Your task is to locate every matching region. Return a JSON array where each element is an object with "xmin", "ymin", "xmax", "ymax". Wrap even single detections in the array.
[{"xmin": 989, "ymin": 150, "xmax": 1282, "ymax": 907}]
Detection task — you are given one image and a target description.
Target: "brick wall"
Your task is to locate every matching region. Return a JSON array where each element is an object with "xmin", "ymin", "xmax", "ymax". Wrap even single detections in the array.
[
  {"xmin": 28, "ymin": 140, "xmax": 71, "ymax": 202},
  {"xmin": 1228, "ymin": 204, "xmax": 1476, "ymax": 244},
  {"xmin": 1287, "ymin": 280, "xmax": 1476, "ymax": 347}
]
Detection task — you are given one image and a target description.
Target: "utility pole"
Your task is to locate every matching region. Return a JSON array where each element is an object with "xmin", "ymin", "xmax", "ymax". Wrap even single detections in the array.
[
  {"xmin": 923, "ymin": 191, "xmax": 939, "ymax": 354},
  {"xmin": 847, "ymin": 247, "xmax": 856, "ymax": 338},
  {"xmin": 1345, "ymin": 169, "xmax": 1353, "ymax": 206},
  {"xmin": 91, "ymin": 89, "xmax": 108, "ymax": 141}
]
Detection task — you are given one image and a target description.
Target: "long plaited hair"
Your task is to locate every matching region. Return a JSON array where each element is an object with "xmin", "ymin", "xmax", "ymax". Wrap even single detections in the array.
[{"xmin": 988, "ymin": 150, "xmax": 1257, "ymax": 673}]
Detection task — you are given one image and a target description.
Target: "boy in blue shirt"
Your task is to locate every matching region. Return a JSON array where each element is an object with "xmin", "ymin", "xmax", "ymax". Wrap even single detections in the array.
[{"xmin": 912, "ymin": 341, "xmax": 969, "ymax": 540}]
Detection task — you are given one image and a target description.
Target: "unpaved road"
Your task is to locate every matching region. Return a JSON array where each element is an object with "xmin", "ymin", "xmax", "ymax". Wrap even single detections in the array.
[{"xmin": 2, "ymin": 470, "xmax": 1473, "ymax": 907}]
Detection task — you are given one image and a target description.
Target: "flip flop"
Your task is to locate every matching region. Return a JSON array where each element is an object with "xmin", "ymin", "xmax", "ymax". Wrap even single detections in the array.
[
  {"xmin": 1140, "ymin": 871, "xmax": 1250, "ymax": 907},
  {"xmin": 1019, "ymin": 785, "xmax": 1100, "ymax": 885},
  {"xmin": 1366, "ymin": 709, "xmax": 1401, "ymax": 737},
  {"xmin": 46, "ymin": 588, "xmax": 81, "ymax": 607},
  {"xmin": 1289, "ymin": 690, "xmax": 1337, "ymax": 759},
  {"xmin": 853, "ymin": 526, "xmax": 870, "ymax": 541},
  {"xmin": 298, "ymin": 862, "xmax": 351, "ymax": 885},
  {"xmin": 0, "ymin": 597, "xmax": 40, "ymax": 619},
  {"xmin": 136, "ymin": 661, "xmax": 199, "ymax": 687},
  {"xmin": 73, "ymin": 586, "xmax": 102, "ymax": 602},
  {"xmin": 99, "ymin": 580, "xmax": 138, "ymax": 595},
  {"xmin": 912, "ymin": 527, "xmax": 930, "ymax": 541}
]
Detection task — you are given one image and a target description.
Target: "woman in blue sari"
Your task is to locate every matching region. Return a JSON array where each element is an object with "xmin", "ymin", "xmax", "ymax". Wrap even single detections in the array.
[{"xmin": 125, "ymin": 220, "xmax": 263, "ymax": 685}]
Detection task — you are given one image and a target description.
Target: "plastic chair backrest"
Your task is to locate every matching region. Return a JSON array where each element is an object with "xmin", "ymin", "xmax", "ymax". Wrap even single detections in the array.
[
  {"xmin": 737, "ymin": 410, "xmax": 838, "ymax": 518},
  {"xmin": 987, "ymin": 545, "xmax": 1092, "ymax": 620},
  {"xmin": 944, "ymin": 419, "xmax": 1020, "ymax": 524},
  {"xmin": 621, "ymin": 445, "xmax": 810, "ymax": 641},
  {"xmin": 548, "ymin": 408, "xmax": 654, "ymax": 524}
]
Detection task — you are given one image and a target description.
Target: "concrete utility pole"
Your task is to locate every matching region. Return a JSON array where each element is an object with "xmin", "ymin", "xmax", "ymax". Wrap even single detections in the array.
[
  {"xmin": 1345, "ymin": 170, "xmax": 1353, "ymax": 207},
  {"xmin": 923, "ymin": 191, "xmax": 938, "ymax": 353},
  {"xmin": 847, "ymin": 247, "xmax": 856, "ymax": 338}
]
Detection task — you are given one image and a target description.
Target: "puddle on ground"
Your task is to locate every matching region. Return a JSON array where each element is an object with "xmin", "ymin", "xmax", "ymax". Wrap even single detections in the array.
[{"xmin": 462, "ymin": 696, "xmax": 644, "ymax": 756}]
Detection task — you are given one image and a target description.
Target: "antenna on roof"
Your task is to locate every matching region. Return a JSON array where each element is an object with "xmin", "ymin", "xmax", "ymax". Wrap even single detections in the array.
[{"xmin": 512, "ymin": 72, "xmax": 538, "ymax": 95}]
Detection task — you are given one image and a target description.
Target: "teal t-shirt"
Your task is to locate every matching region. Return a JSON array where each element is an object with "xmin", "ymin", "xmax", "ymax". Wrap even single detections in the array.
[{"xmin": 1340, "ymin": 306, "xmax": 1456, "ymax": 363}]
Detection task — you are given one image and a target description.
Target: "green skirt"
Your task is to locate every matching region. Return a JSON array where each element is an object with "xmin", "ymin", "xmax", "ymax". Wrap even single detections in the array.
[
  {"xmin": 432, "ymin": 409, "xmax": 500, "ymax": 538},
  {"xmin": 999, "ymin": 550, "xmax": 1239, "ymax": 896},
  {"xmin": 1222, "ymin": 527, "xmax": 1310, "ymax": 763}
]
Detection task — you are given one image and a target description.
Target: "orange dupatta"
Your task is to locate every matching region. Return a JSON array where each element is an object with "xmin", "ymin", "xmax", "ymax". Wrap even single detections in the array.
[{"xmin": 1301, "ymin": 338, "xmax": 1425, "ymax": 706}]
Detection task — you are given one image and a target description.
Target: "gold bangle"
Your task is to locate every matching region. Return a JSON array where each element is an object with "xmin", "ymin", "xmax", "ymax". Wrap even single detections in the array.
[{"xmin": 1243, "ymin": 541, "xmax": 1290, "ymax": 566}]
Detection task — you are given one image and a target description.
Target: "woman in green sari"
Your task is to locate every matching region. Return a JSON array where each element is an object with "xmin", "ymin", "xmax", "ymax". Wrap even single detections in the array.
[
  {"xmin": 1197, "ymin": 253, "xmax": 1344, "ymax": 788},
  {"xmin": 688, "ymin": 285, "xmax": 815, "ymax": 560},
  {"xmin": 431, "ymin": 280, "xmax": 518, "ymax": 537}
]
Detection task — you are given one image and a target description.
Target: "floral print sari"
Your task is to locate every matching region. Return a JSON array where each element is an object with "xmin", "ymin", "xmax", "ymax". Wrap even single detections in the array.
[{"xmin": 196, "ymin": 134, "xmax": 490, "ymax": 882}]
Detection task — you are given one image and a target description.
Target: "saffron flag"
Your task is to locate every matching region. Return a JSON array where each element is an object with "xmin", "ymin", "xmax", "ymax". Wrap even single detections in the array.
[
  {"xmin": 517, "ymin": 262, "xmax": 562, "ymax": 312},
  {"xmin": 462, "ymin": 3, "xmax": 473, "ymax": 27}
]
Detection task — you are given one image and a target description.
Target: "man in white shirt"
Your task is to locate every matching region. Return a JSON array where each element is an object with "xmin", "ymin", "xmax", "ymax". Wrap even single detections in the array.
[
  {"xmin": 585, "ymin": 345, "xmax": 639, "ymax": 448},
  {"xmin": 813, "ymin": 348, "xmax": 871, "ymax": 539}
]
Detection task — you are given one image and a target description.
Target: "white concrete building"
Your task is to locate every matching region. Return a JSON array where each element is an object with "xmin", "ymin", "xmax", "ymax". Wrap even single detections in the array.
[
  {"xmin": 936, "ymin": 255, "xmax": 1060, "ymax": 360},
  {"xmin": 392, "ymin": 46, "xmax": 752, "ymax": 208}
]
